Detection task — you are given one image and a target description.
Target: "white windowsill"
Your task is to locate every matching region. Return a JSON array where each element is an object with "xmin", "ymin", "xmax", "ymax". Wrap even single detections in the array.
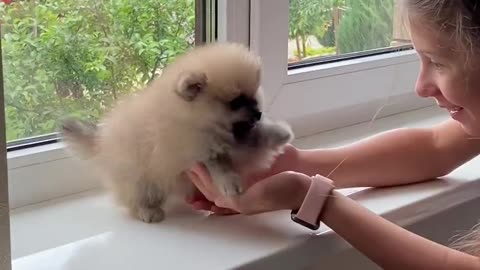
[
  {"xmin": 285, "ymin": 49, "xmax": 418, "ymax": 84},
  {"xmin": 10, "ymin": 106, "xmax": 480, "ymax": 270}
]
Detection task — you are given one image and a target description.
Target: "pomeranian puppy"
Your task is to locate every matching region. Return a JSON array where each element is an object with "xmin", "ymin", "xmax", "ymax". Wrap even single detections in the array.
[{"xmin": 60, "ymin": 42, "xmax": 293, "ymax": 223}]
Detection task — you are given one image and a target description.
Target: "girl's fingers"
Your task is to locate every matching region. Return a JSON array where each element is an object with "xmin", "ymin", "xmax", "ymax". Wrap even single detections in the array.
[
  {"xmin": 191, "ymin": 164, "xmax": 212, "ymax": 186},
  {"xmin": 190, "ymin": 197, "xmax": 238, "ymax": 214},
  {"xmin": 210, "ymin": 205, "xmax": 239, "ymax": 215},
  {"xmin": 185, "ymin": 185, "xmax": 207, "ymax": 204},
  {"xmin": 188, "ymin": 164, "xmax": 240, "ymax": 214},
  {"xmin": 190, "ymin": 164, "xmax": 220, "ymax": 198},
  {"xmin": 187, "ymin": 171, "xmax": 216, "ymax": 202},
  {"xmin": 192, "ymin": 200, "xmax": 214, "ymax": 211}
]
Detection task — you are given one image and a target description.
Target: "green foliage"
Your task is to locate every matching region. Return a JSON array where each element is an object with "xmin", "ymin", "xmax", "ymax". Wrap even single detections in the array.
[
  {"xmin": 289, "ymin": 0, "xmax": 345, "ymax": 58},
  {"xmin": 294, "ymin": 46, "xmax": 336, "ymax": 58},
  {"xmin": 337, "ymin": 0, "xmax": 394, "ymax": 54},
  {"xmin": 289, "ymin": 0, "xmax": 397, "ymax": 61},
  {"xmin": 317, "ymin": 24, "xmax": 336, "ymax": 47},
  {"xmin": 0, "ymin": 0, "xmax": 195, "ymax": 142}
]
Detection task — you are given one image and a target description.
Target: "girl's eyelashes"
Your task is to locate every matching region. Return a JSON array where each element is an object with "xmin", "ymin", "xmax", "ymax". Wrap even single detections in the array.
[
  {"xmin": 425, "ymin": 53, "xmax": 449, "ymax": 70},
  {"xmin": 420, "ymin": 54, "xmax": 445, "ymax": 70},
  {"xmin": 430, "ymin": 59, "xmax": 444, "ymax": 69}
]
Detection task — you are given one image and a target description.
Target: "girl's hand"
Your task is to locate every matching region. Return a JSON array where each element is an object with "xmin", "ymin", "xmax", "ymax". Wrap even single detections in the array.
[
  {"xmin": 186, "ymin": 163, "xmax": 311, "ymax": 215},
  {"xmin": 186, "ymin": 144, "xmax": 301, "ymax": 214}
]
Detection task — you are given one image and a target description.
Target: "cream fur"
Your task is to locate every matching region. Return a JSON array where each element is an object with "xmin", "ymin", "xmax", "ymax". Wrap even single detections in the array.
[{"xmin": 60, "ymin": 42, "xmax": 293, "ymax": 223}]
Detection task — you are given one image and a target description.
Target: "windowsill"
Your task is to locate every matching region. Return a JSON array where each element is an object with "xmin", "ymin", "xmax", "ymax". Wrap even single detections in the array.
[
  {"xmin": 286, "ymin": 49, "xmax": 418, "ymax": 84},
  {"xmin": 10, "ymin": 106, "xmax": 480, "ymax": 270}
]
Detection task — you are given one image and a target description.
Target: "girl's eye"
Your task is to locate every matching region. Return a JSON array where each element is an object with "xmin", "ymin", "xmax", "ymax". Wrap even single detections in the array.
[
  {"xmin": 426, "ymin": 58, "xmax": 444, "ymax": 70},
  {"xmin": 431, "ymin": 61, "xmax": 443, "ymax": 69}
]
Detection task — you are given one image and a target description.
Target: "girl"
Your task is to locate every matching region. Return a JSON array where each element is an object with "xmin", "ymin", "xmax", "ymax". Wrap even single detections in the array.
[{"xmin": 187, "ymin": 0, "xmax": 480, "ymax": 269}]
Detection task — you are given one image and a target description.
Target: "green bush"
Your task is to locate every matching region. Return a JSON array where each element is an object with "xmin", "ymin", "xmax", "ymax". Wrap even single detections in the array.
[
  {"xmin": 337, "ymin": 0, "xmax": 394, "ymax": 54},
  {"xmin": 294, "ymin": 46, "xmax": 336, "ymax": 58},
  {"xmin": 289, "ymin": 0, "xmax": 345, "ymax": 59},
  {"xmin": 317, "ymin": 24, "xmax": 336, "ymax": 47},
  {"xmin": 0, "ymin": 0, "xmax": 195, "ymax": 142}
]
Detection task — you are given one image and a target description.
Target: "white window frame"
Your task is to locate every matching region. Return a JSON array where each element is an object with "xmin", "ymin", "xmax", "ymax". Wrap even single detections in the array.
[
  {"xmin": 5, "ymin": 0, "xmax": 251, "ymax": 210},
  {"xmin": 250, "ymin": 0, "xmax": 434, "ymax": 138},
  {"xmin": 0, "ymin": 39, "xmax": 12, "ymax": 270},
  {"xmin": 5, "ymin": 0, "xmax": 434, "ymax": 210}
]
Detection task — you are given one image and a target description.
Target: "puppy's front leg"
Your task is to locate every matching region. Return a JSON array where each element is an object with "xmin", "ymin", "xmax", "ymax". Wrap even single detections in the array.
[
  {"xmin": 257, "ymin": 119, "xmax": 294, "ymax": 149},
  {"xmin": 204, "ymin": 153, "xmax": 243, "ymax": 197}
]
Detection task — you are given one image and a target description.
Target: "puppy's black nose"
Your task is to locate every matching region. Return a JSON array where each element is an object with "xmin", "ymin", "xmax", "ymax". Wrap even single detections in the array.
[{"xmin": 253, "ymin": 110, "xmax": 262, "ymax": 121}]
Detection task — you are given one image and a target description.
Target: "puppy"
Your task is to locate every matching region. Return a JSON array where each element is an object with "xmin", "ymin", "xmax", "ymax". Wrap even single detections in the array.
[{"xmin": 60, "ymin": 42, "xmax": 293, "ymax": 223}]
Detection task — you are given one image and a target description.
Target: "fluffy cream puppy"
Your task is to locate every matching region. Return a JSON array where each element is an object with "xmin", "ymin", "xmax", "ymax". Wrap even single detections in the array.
[{"xmin": 61, "ymin": 42, "xmax": 293, "ymax": 223}]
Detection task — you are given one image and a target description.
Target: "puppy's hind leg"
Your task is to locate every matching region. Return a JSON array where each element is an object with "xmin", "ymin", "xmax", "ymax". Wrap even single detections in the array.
[{"xmin": 131, "ymin": 181, "xmax": 166, "ymax": 223}]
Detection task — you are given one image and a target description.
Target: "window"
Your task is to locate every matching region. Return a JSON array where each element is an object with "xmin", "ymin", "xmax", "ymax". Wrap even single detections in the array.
[
  {"xmin": 3, "ymin": 0, "xmax": 222, "ymax": 210},
  {"xmin": 249, "ymin": 0, "xmax": 429, "ymax": 138},
  {"xmin": 1, "ymin": 0, "xmax": 207, "ymax": 149},
  {"xmin": 288, "ymin": 0, "xmax": 412, "ymax": 67},
  {"xmin": 0, "ymin": 2, "xmax": 470, "ymax": 268},
  {"xmin": 4, "ymin": 0, "xmax": 433, "ymax": 210}
]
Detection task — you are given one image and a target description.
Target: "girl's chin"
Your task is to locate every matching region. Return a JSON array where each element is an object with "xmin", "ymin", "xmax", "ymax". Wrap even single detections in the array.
[{"xmin": 458, "ymin": 121, "xmax": 480, "ymax": 138}]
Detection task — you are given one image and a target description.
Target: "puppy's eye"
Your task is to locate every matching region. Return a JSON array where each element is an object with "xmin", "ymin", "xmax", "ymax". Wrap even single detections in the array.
[{"xmin": 229, "ymin": 95, "xmax": 249, "ymax": 111}]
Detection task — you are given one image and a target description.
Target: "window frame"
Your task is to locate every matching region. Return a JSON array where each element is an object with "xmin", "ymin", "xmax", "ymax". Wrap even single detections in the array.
[
  {"xmin": 0, "ymin": 35, "xmax": 12, "ymax": 270},
  {"xmin": 250, "ymin": 0, "xmax": 433, "ymax": 138},
  {"xmin": 5, "ymin": 0, "xmax": 223, "ymax": 209},
  {"xmin": 5, "ymin": 0, "xmax": 214, "ymax": 151},
  {"xmin": 5, "ymin": 0, "xmax": 434, "ymax": 210}
]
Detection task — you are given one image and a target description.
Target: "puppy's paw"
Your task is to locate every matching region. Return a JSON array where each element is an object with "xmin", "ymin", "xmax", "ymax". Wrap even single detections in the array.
[
  {"xmin": 265, "ymin": 121, "xmax": 294, "ymax": 148},
  {"xmin": 136, "ymin": 207, "xmax": 165, "ymax": 223},
  {"xmin": 219, "ymin": 173, "xmax": 244, "ymax": 197}
]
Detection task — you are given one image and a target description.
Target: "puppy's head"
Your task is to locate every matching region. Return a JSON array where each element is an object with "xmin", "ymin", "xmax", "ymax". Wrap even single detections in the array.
[{"xmin": 167, "ymin": 42, "xmax": 264, "ymax": 143}]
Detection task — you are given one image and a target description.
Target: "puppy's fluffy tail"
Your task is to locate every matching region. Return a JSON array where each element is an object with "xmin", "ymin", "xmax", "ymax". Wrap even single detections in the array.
[{"xmin": 60, "ymin": 118, "xmax": 99, "ymax": 159}]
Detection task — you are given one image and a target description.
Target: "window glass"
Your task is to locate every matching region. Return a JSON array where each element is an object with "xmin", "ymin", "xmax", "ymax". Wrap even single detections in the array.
[
  {"xmin": 288, "ymin": 0, "xmax": 411, "ymax": 65},
  {"xmin": 1, "ymin": 0, "xmax": 196, "ymax": 143}
]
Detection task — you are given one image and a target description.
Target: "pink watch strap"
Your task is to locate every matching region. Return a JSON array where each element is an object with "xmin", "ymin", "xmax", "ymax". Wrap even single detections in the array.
[{"xmin": 291, "ymin": 175, "xmax": 335, "ymax": 230}]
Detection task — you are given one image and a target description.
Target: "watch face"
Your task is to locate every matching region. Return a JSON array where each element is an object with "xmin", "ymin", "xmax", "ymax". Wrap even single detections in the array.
[{"xmin": 291, "ymin": 211, "xmax": 320, "ymax": 230}]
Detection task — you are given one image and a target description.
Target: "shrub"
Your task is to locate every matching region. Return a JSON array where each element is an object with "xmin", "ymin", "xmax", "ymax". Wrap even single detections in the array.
[
  {"xmin": 336, "ymin": 0, "xmax": 394, "ymax": 54},
  {"xmin": 0, "ymin": 0, "xmax": 195, "ymax": 141}
]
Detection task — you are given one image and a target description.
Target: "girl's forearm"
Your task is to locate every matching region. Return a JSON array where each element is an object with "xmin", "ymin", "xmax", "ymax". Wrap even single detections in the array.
[
  {"xmin": 295, "ymin": 120, "xmax": 480, "ymax": 188},
  {"xmin": 320, "ymin": 190, "xmax": 480, "ymax": 270}
]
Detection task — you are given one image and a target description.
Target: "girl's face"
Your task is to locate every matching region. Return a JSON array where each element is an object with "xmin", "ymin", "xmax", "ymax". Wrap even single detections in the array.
[{"xmin": 410, "ymin": 19, "xmax": 480, "ymax": 136}]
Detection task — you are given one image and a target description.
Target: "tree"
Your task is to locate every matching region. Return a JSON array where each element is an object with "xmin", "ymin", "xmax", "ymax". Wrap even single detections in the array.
[
  {"xmin": 337, "ymin": 0, "xmax": 394, "ymax": 54},
  {"xmin": 0, "ymin": 0, "xmax": 195, "ymax": 141},
  {"xmin": 289, "ymin": 0, "xmax": 345, "ymax": 59}
]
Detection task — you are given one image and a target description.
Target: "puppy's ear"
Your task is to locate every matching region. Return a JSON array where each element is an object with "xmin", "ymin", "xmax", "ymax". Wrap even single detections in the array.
[{"xmin": 175, "ymin": 71, "xmax": 208, "ymax": 101}]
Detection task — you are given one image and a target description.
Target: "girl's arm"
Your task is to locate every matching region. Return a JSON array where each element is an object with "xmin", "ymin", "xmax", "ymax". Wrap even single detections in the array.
[
  {"xmin": 187, "ymin": 120, "xmax": 480, "ymax": 212},
  {"xmin": 188, "ymin": 162, "xmax": 480, "ymax": 269},
  {"xmin": 295, "ymin": 120, "xmax": 480, "ymax": 188},
  {"xmin": 320, "ymin": 188, "xmax": 480, "ymax": 270}
]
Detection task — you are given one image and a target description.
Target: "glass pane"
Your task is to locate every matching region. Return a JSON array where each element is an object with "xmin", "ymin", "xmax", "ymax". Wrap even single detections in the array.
[
  {"xmin": 288, "ymin": 0, "xmax": 411, "ymax": 64},
  {"xmin": 1, "ymin": 0, "xmax": 196, "ymax": 143}
]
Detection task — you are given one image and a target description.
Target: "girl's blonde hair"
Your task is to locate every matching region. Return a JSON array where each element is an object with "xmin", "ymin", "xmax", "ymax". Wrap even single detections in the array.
[
  {"xmin": 401, "ymin": 0, "xmax": 480, "ymax": 257},
  {"xmin": 403, "ymin": 0, "xmax": 480, "ymax": 56}
]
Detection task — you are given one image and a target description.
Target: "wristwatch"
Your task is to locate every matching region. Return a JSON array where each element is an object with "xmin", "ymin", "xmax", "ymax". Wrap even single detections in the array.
[{"xmin": 291, "ymin": 175, "xmax": 335, "ymax": 230}]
